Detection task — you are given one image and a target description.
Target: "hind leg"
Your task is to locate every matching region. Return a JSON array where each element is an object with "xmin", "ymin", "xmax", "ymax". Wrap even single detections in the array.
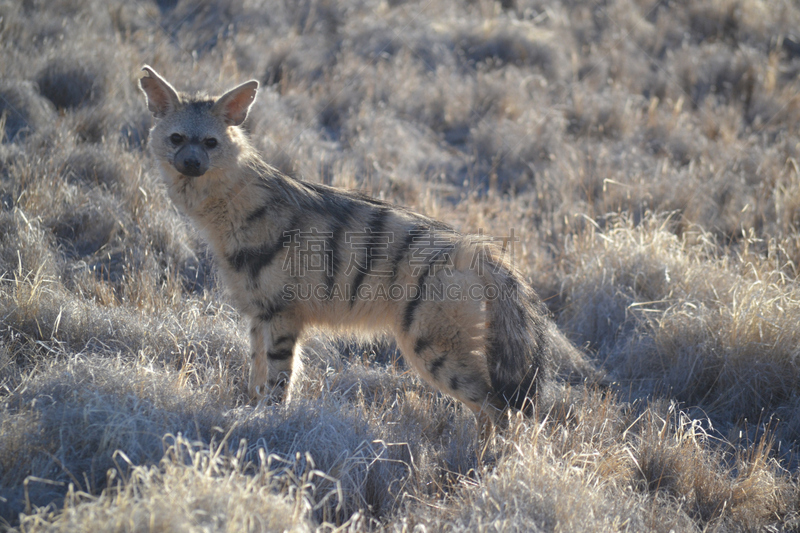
[
  {"xmin": 398, "ymin": 275, "xmax": 508, "ymax": 451},
  {"xmin": 398, "ymin": 325, "xmax": 504, "ymax": 454}
]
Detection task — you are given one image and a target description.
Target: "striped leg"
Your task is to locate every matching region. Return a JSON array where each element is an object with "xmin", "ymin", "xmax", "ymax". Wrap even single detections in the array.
[
  {"xmin": 248, "ymin": 314, "xmax": 299, "ymax": 403},
  {"xmin": 398, "ymin": 274, "xmax": 506, "ymax": 453},
  {"xmin": 403, "ymin": 331, "xmax": 503, "ymax": 457}
]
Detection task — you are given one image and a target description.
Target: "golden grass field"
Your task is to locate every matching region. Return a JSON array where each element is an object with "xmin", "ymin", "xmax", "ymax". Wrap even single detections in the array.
[{"xmin": 2, "ymin": 0, "xmax": 800, "ymax": 530}]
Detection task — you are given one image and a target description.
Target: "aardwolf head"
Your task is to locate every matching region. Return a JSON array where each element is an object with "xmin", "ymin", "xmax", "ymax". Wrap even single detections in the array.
[{"xmin": 139, "ymin": 65, "xmax": 258, "ymax": 178}]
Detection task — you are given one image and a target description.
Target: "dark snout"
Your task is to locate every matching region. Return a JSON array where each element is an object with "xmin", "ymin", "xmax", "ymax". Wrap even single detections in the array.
[{"xmin": 173, "ymin": 145, "xmax": 209, "ymax": 177}]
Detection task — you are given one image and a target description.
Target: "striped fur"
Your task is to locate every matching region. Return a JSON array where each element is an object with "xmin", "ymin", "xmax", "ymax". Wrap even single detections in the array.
[{"xmin": 139, "ymin": 66, "xmax": 592, "ymax": 432}]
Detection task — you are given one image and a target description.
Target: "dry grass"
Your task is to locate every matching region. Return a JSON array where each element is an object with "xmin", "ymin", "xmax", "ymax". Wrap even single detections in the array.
[{"xmin": 3, "ymin": 0, "xmax": 800, "ymax": 530}]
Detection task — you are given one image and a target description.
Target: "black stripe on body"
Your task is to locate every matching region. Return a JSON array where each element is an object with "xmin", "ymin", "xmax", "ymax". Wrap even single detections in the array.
[
  {"xmin": 298, "ymin": 181, "xmax": 359, "ymax": 300},
  {"xmin": 257, "ymin": 300, "xmax": 286, "ymax": 323},
  {"xmin": 228, "ymin": 216, "xmax": 298, "ymax": 279},
  {"xmin": 401, "ymin": 237, "xmax": 458, "ymax": 332},
  {"xmin": 228, "ymin": 242, "xmax": 282, "ymax": 278},
  {"xmin": 449, "ymin": 375, "xmax": 459, "ymax": 391},
  {"xmin": 325, "ymin": 220, "xmax": 346, "ymax": 299},
  {"xmin": 244, "ymin": 204, "xmax": 271, "ymax": 225},
  {"xmin": 402, "ymin": 271, "xmax": 427, "ymax": 332},
  {"xmin": 414, "ymin": 336, "xmax": 431, "ymax": 354},
  {"xmin": 426, "ymin": 242, "xmax": 456, "ymax": 277},
  {"xmin": 349, "ymin": 208, "xmax": 390, "ymax": 304},
  {"xmin": 267, "ymin": 348, "xmax": 294, "ymax": 360},
  {"xmin": 390, "ymin": 224, "xmax": 428, "ymax": 283},
  {"xmin": 273, "ymin": 334, "xmax": 297, "ymax": 347},
  {"xmin": 243, "ymin": 189, "xmax": 284, "ymax": 226},
  {"xmin": 429, "ymin": 354, "xmax": 447, "ymax": 379}
]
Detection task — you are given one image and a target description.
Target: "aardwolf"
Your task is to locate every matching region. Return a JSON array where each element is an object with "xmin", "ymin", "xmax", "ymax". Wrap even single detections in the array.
[{"xmin": 139, "ymin": 66, "xmax": 590, "ymax": 435}]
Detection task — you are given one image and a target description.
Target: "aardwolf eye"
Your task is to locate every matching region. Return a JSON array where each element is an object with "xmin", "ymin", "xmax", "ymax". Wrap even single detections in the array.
[
  {"xmin": 204, "ymin": 138, "xmax": 218, "ymax": 149},
  {"xmin": 170, "ymin": 133, "xmax": 184, "ymax": 145}
]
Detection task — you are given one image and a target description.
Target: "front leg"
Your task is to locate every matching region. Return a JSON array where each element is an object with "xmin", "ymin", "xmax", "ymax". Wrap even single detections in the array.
[{"xmin": 248, "ymin": 313, "xmax": 300, "ymax": 403}]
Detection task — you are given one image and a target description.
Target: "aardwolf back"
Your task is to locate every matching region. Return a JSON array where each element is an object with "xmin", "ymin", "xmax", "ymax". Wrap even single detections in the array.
[{"xmin": 139, "ymin": 66, "xmax": 586, "ymax": 430}]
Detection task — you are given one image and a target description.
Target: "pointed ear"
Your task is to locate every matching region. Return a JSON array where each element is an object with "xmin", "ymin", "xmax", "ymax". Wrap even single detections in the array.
[
  {"xmin": 211, "ymin": 80, "xmax": 259, "ymax": 126},
  {"xmin": 139, "ymin": 65, "xmax": 181, "ymax": 118}
]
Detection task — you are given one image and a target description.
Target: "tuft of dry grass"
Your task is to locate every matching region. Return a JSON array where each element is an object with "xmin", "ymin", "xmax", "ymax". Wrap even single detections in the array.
[
  {"xmin": 560, "ymin": 214, "xmax": 800, "ymax": 447},
  {"xmin": 17, "ymin": 434, "xmax": 314, "ymax": 533}
]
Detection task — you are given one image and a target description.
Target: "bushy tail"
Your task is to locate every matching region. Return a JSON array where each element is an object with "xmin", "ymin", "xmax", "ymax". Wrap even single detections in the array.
[
  {"xmin": 480, "ymin": 254, "xmax": 599, "ymax": 414},
  {"xmin": 481, "ymin": 264, "xmax": 548, "ymax": 413}
]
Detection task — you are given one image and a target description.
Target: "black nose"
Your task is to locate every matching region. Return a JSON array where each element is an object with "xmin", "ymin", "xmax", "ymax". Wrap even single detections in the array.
[
  {"xmin": 176, "ymin": 156, "xmax": 206, "ymax": 177},
  {"xmin": 180, "ymin": 158, "xmax": 204, "ymax": 177},
  {"xmin": 174, "ymin": 145, "xmax": 208, "ymax": 177}
]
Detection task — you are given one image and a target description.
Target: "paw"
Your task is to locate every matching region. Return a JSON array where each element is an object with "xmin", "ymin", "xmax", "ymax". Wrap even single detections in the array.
[{"xmin": 249, "ymin": 379, "xmax": 288, "ymax": 405}]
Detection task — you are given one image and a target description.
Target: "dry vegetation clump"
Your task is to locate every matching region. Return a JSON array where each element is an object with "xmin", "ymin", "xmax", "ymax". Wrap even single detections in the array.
[
  {"xmin": 560, "ymin": 215, "xmax": 800, "ymax": 444},
  {"xmin": 0, "ymin": 82, "xmax": 55, "ymax": 144},
  {"xmin": 3, "ymin": 0, "xmax": 800, "ymax": 530},
  {"xmin": 16, "ymin": 435, "xmax": 314, "ymax": 533}
]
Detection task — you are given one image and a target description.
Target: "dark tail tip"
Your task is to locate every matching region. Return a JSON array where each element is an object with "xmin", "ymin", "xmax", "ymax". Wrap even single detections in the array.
[{"xmin": 494, "ymin": 369, "xmax": 539, "ymax": 417}]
